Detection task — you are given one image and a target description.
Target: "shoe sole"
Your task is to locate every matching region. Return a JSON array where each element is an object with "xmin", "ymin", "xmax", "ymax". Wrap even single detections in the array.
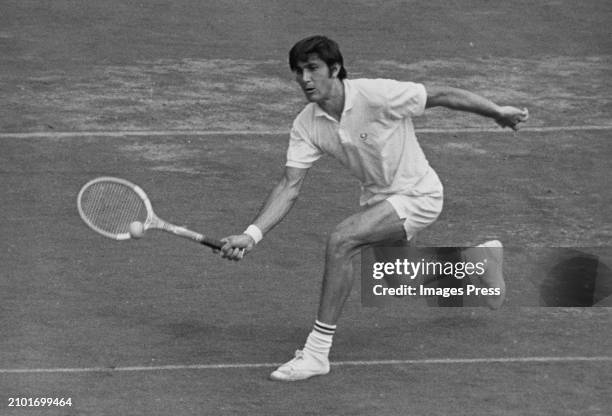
[{"xmin": 269, "ymin": 369, "xmax": 330, "ymax": 382}]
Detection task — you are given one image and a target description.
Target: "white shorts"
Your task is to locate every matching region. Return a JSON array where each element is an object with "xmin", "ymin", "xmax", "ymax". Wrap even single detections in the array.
[{"xmin": 386, "ymin": 193, "xmax": 443, "ymax": 240}]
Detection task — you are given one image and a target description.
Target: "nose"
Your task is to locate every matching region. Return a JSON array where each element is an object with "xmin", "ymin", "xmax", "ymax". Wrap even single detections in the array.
[{"xmin": 297, "ymin": 69, "xmax": 312, "ymax": 84}]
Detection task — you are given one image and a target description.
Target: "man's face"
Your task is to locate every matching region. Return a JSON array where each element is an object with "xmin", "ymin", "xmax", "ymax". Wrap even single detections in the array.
[{"xmin": 294, "ymin": 54, "xmax": 339, "ymax": 103}]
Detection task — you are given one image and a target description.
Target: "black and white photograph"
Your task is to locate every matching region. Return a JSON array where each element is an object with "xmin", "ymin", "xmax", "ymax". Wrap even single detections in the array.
[{"xmin": 1, "ymin": 1, "xmax": 611, "ymax": 414}]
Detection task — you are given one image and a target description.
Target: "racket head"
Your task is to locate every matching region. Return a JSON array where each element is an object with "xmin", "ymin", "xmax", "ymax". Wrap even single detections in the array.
[{"xmin": 77, "ymin": 177, "xmax": 153, "ymax": 240}]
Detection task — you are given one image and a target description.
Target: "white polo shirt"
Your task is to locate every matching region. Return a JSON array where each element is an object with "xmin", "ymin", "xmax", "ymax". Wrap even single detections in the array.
[{"xmin": 286, "ymin": 78, "xmax": 443, "ymax": 206}]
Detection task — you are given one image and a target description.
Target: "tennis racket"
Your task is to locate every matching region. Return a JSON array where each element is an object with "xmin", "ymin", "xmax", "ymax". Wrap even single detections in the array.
[{"xmin": 77, "ymin": 176, "xmax": 222, "ymax": 249}]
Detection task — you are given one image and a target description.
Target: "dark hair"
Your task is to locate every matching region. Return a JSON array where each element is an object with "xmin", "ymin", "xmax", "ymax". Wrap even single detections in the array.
[{"xmin": 289, "ymin": 35, "xmax": 347, "ymax": 80}]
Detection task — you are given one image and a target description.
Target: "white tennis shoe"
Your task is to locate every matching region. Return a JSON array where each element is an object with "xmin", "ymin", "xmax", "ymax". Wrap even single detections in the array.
[
  {"xmin": 462, "ymin": 240, "xmax": 505, "ymax": 309},
  {"xmin": 269, "ymin": 350, "xmax": 330, "ymax": 381},
  {"xmin": 474, "ymin": 239, "xmax": 505, "ymax": 309}
]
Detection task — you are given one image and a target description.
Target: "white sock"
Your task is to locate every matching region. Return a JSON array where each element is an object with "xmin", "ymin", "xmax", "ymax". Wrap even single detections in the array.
[{"xmin": 303, "ymin": 320, "xmax": 336, "ymax": 359}]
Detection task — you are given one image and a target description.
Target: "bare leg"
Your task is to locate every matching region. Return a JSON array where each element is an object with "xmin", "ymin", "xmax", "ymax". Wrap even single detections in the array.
[
  {"xmin": 270, "ymin": 200, "xmax": 433, "ymax": 381},
  {"xmin": 317, "ymin": 200, "xmax": 407, "ymax": 324}
]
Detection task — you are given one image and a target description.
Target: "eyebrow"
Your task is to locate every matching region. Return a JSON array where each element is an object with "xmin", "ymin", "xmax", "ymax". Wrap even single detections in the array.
[{"xmin": 296, "ymin": 60, "xmax": 321, "ymax": 70}]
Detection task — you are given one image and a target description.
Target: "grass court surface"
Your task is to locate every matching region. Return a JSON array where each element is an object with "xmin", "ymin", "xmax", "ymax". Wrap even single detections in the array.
[{"xmin": 1, "ymin": 1, "xmax": 611, "ymax": 415}]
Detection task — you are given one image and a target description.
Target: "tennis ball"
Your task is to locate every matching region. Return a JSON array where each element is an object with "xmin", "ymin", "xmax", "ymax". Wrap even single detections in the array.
[{"xmin": 128, "ymin": 221, "xmax": 145, "ymax": 239}]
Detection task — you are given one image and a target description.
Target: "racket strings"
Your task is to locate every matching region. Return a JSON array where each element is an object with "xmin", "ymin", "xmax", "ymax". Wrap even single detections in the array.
[{"xmin": 80, "ymin": 182, "xmax": 148, "ymax": 236}]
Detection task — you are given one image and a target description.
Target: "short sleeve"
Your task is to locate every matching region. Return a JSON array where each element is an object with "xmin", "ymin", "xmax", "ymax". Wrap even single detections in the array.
[
  {"xmin": 384, "ymin": 80, "xmax": 427, "ymax": 119},
  {"xmin": 285, "ymin": 118, "xmax": 322, "ymax": 169}
]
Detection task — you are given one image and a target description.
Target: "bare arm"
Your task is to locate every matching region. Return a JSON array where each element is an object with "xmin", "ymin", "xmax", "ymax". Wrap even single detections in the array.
[
  {"xmin": 219, "ymin": 166, "xmax": 309, "ymax": 260},
  {"xmin": 251, "ymin": 166, "xmax": 308, "ymax": 234},
  {"xmin": 425, "ymin": 86, "xmax": 529, "ymax": 130}
]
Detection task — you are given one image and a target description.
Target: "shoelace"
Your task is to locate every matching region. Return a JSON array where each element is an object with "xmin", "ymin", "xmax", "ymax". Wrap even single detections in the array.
[{"xmin": 284, "ymin": 350, "xmax": 305, "ymax": 370}]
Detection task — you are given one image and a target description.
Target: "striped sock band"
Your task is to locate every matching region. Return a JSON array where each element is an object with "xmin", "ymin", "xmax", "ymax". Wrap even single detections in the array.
[
  {"xmin": 304, "ymin": 321, "xmax": 336, "ymax": 359},
  {"xmin": 313, "ymin": 320, "xmax": 337, "ymax": 336}
]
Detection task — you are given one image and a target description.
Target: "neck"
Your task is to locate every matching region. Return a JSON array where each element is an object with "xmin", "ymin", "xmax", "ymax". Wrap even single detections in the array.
[{"xmin": 318, "ymin": 79, "xmax": 345, "ymax": 121}]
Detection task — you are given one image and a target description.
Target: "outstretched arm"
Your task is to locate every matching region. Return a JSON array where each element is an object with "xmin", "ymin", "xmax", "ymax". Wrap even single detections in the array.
[
  {"xmin": 219, "ymin": 166, "xmax": 309, "ymax": 260},
  {"xmin": 425, "ymin": 86, "xmax": 529, "ymax": 130}
]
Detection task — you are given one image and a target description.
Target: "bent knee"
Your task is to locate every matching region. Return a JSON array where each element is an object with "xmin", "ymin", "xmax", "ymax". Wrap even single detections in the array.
[{"xmin": 327, "ymin": 225, "xmax": 361, "ymax": 256}]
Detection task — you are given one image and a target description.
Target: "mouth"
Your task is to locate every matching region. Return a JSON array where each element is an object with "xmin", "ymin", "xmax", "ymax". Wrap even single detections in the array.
[{"xmin": 303, "ymin": 87, "xmax": 316, "ymax": 95}]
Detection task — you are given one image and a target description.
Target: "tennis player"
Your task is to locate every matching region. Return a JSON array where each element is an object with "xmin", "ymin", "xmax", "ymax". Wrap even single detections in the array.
[{"xmin": 219, "ymin": 35, "xmax": 529, "ymax": 381}]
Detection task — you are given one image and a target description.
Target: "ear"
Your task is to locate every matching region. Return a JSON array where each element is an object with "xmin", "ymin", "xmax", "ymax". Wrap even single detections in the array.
[{"xmin": 330, "ymin": 63, "xmax": 341, "ymax": 78}]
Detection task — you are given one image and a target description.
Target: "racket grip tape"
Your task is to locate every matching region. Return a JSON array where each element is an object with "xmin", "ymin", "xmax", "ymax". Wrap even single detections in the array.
[
  {"xmin": 199, "ymin": 236, "xmax": 224, "ymax": 250},
  {"xmin": 169, "ymin": 225, "xmax": 223, "ymax": 249}
]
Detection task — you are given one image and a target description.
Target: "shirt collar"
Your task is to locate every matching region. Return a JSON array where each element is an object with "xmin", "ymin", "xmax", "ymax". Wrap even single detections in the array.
[{"xmin": 314, "ymin": 79, "xmax": 354, "ymax": 119}]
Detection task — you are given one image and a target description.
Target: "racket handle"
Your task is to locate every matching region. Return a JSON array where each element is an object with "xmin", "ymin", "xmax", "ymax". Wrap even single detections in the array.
[
  {"xmin": 167, "ymin": 225, "xmax": 223, "ymax": 249},
  {"xmin": 199, "ymin": 235, "xmax": 224, "ymax": 250}
]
